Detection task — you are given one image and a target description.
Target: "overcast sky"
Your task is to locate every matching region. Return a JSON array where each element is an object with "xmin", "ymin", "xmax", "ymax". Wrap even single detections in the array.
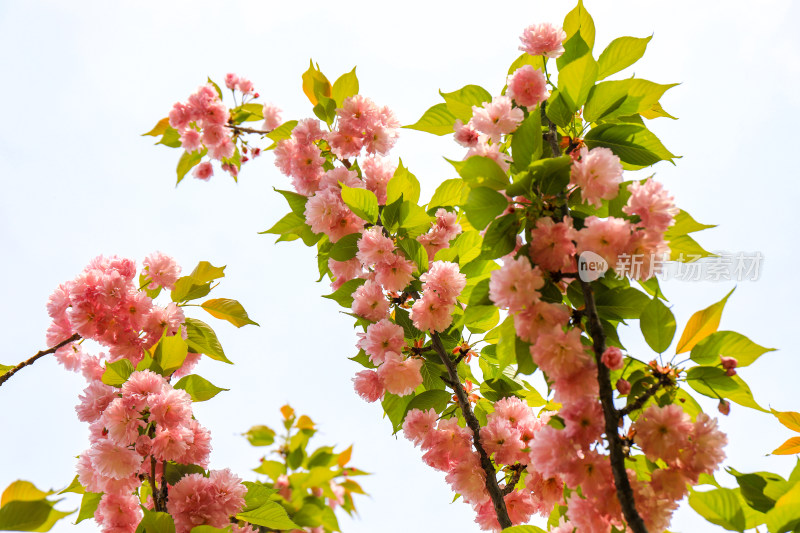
[{"xmin": 1, "ymin": 1, "xmax": 799, "ymax": 532}]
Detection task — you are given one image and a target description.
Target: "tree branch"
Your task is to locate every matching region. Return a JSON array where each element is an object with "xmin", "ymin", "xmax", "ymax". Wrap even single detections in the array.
[
  {"xmin": 430, "ymin": 332, "xmax": 511, "ymax": 529},
  {"xmin": 618, "ymin": 371, "xmax": 673, "ymax": 418},
  {"xmin": 579, "ymin": 279, "xmax": 649, "ymax": 533},
  {"xmin": 0, "ymin": 333, "xmax": 81, "ymax": 388},
  {"xmin": 502, "ymin": 464, "xmax": 526, "ymax": 495},
  {"xmin": 225, "ymin": 124, "xmax": 271, "ymax": 135},
  {"xmin": 540, "ymin": 102, "xmax": 561, "ymax": 158}
]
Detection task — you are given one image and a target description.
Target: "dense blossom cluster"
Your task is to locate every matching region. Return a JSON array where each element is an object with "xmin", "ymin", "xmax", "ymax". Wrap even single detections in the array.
[{"xmin": 46, "ymin": 255, "xmax": 251, "ymax": 533}]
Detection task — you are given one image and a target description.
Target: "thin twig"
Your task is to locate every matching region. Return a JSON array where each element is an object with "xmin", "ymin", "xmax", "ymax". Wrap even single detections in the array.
[
  {"xmin": 0, "ymin": 333, "xmax": 81, "ymax": 388},
  {"xmin": 225, "ymin": 124, "xmax": 271, "ymax": 135},
  {"xmin": 501, "ymin": 464, "xmax": 526, "ymax": 495},
  {"xmin": 430, "ymin": 332, "xmax": 511, "ymax": 529},
  {"xmin": 541, "ymin": 102, "xmax": 561, "ymax": 158},
  {"xmin": 579, "ymin": 279, "xmax": 649, "ymax": 533},
  {"xmin": 618, "ymin": 372, "xmax": 673, "ymax": 418}
]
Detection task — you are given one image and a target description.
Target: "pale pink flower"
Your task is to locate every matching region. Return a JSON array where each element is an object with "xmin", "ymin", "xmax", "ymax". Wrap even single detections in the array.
[
  {"xmin": 121, "ymin": 370, "xmax": 166, "ymax": 411},
  {"xmin": 519, "ymin": 23, "xmax": 566, "ymax": 58},
  {"xmin": 651, "ymin": 468, "xmax": 689, "ymax": 502},
  {"xmin": 361, "ymin": 155, "xmax": 396, "ymax": 205},
  {"xmin": 601, "ymin": 346, "xmax": 624, "ymax": 370},
  {"xmin": 374, "ymin": 253, "xmax": 415, "ymax": 292},
  {"xmin": 274, "ymin": 138, "xmax": 324, "ymax": 196},
  {"xmin": 318, "ymin": 166, "xmax": 362, "ymax": 191},
  {"xmin": 224, "ymin": 73, "xmax": 239, "ymax": 91},
  {"xmin": 304, "ymin": 187, "xmax": 365, "ymax": 243},
  {"xmin": 76, "ymin": 381, "xmax": 118, "ymax": 423},
  {"xmin": 420, "ymin": 261, "xmax": 466, "ymax": 302},
  {"xmin": 530, "ymin": 328, "xmax": 591, "ymax": 381},
  {"xmin": 143, "ymin": 252, "xmax": 181, "ymax": 291},
  {"xmin": 88, "ymin": 440, "xmax": 143, "ymax": 480},
  {"xmin": 46, "ymin": 283, "xmax": 71, "ymax": 320},
  {"xmin": 292, "ymin": 118, "xmax": 325, "ymax": 145},
  {"xmin": 378, "ymin": 352, "xmax": 423, "ymax": 396},
  {"xmin": 351, "ymin": 280, "xmax": 389, "ymax": 321},
  {"xmin": 173, "ymin": 351, "xmax": 201, "ymax": 379},
  {"xmin": 361, "ymin": 319, "xmax": 405, "ymax": 364},
  {"xmin": 634, "ymin": 404, "xmax": 693, "ymax": 464},
  {"xmin": 237, "ymin": 78, "xmax": 255, "ymax": 95},
  {"xmin": 445, "ymin": 455, "xmax": 487, "ymax": 504},
  {"xmin": 148, "ymin": 388, "xmax": 193, "ymax": 429},
  {"xmin": 627, "ymin": 229, "xmax": 670, "ymax": 280},
  {"xmin": 208, "ymin": 469, "xmax": 247, "ymax": 518},
  {"xmin": 328, "ymin": 257, "xmax": 363, "ymax": 291},
  {"xmin": 421, "ymin": 418, "xmax": 473, "ymax": 471},
  {"xmin": 178, "ymin": 419, "xmax": 212, "ymax": 468},
  {"xmin": 180, "ymin": 129, "xmax": 203, "ymax": 153},
  {"xmin": 202, "ymin": 101, "xmax": 230, "ymax": 126},
  {"xmin": 417, "ymin": 208, "xmax": 463, "ymax": 259},
  {"xmin": 410, "ymin": 293, "xmax": 455, "ymax": 333},
  {"xmin": 357, "ymin": 226, "xmax": 395, "ymax": 266},
  {"xmin": 95, "ymin": 492, "xmax": 142, "ymax": 533},
  {"xmin": 623, "ymin": 178, "xmax": 678, "ymax": 233},
  {"xmin": 529, "ymin": 216, "xmax": 577, "ymax": 272},
  {"xmin": 552, "ymin": 360, "xmax": 599, "ymax": 404},
  {"xmin": 489, "ymin": 257, "xmax": 544, "ymax": 312},
  {"xmin": 565, "ymin": 492, "xmax": 614, "ymax": 533},
  {"xmin": 575, "ymin": 216, "xmax": 634, "ymax": 271},
  {"xmin": 453, "ymin": 119, "xmax": 480, "ymax": 148},
  {"xmin": 527, "ymin": 426, "xmax": 581, "ymax": 481},
  {"xmin": 474, "ymin": 490, "xmax": 536, "ymax": 531},
  {"xmin": 353, "ymin": 370, "xmax": 385, "ymax": 403},
  {"xmin": 525, "ymin": 470, "xmax": 565, "ymax": 514},
  {"xmin": 402, "ymin": 408, "xmax": 438, "ymax": 447},
  {"xmin": 54, "ymin": 342, "xmax": 84, "ymax": 372},
  {"xmin": 513, "ymin": 300, "xmax": 570, "ymax": 343},
  {"xmin": 560, "ymin": 396, "xmax": 604, "ymax": 449},
  {"xmin": 493, "ymin": 397, "xmax": 537, "ymax": 428},
  {"xmin": 208, "ymin": 137, "xmax": 235, "ymax": 161},
  {"xmin": 169, "ymin": 102, "xmax": 192, "ymax": 131},
  {"xmin": 167, "ymin": 471, "xmax": 242, "ymax": 533},
  {"xmin": 471, "ymin": 96, "xmax": 524, "ymax": 143},
  {"xmin": 507, "ymin": 65, "xmax": 548, "ymax": 110},
  {"xmin": 151, "ymin": 425, "xmax": 193, "ymax": 462},
  {"xmin": 102, "ymin": 398, "xmax": 145, "ymax": 446},
  {"xmin": 261, "ymin": 103, "xmax": 282, "ymax": 131},
  {"xmin": 81, "ymin": 353, "xmax": 106, "ymax": 382},
  {"xmin": 679, "ymin": 413, "xmax": 727, "ymax": 481},
  {"xmin": 570, "ymin": 147, "xmax": 623, "ymax": 208},
  {"xmin": 481, "ymin": 418, "xmax": 525, "ymax": 466}
]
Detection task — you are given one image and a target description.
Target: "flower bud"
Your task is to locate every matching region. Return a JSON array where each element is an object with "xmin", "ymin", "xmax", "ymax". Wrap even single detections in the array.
[{"xmin": 616, "ymin": 378, "xmax": 632, "ymax": 395}]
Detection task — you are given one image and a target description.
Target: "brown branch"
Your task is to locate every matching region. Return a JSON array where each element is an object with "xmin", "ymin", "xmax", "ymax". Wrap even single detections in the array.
[
  {"xmin": 149, "ymin": 454, "xmax": 162, "ymax": 512},
  {"xmin": 579, "ymin": 279, "xmax": 649, "ymax": 533},
  {"xmin": 0, "ymin": 333, "xmax": 81, "ymax": 388},
  {"xmin": 540, "ymin": 102, "xmax": 561, "ymax": 158},
  {"xmin": 225, "ymin": 124, "xmax": 271, "ymax": 135},
  {"xmin": 618, "ymin": 372, "xmax": 673, "ymax": 418},
  {"xmin": 502, "ymin": 464, "xmax": 526, "ymax": 495},
  {"xmin": 430, "ymin": 332, "xmax": 511, "ymax": 529}
]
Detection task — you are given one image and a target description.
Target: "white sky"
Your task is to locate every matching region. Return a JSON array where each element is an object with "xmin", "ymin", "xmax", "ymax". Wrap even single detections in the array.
[{"xmin": 1, "ymin": 1, "xmax": 799, "ymax": 532}]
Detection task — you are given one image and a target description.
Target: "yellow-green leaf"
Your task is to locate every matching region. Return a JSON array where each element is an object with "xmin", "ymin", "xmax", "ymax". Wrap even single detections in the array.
[
  {"xmin": 201, "ymin": 298, "xmax": 259, "ymax": 328},
  {"xmin": 675, "ymin": 288, "xmax": 734, "ymax": 354},
  {"xmin": 772, "ymin": 437, "xmax": 800, "ymax": 456}
]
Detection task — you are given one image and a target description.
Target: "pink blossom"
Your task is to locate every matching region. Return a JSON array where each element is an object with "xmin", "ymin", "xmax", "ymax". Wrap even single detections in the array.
[
  {"xmin": 143, "ymin": 252, "xmax": 181, "ymax": 291},
  {"xmin": 519, "ymin": 23, "xmax": 566, "ymax": 58},
  {"xmin": 410, "ymin": 293, "xmax": 455, "ymax": 332},
  {"xmin": 46, "ymin": 283, "xmax": 71, "ymax": 320},
  {"xmin": 471, "ymin": 96, "xmax": 524, "ymax": 143},
  {"xmin": 292, "ymin": 118, "xmax": 325, "ymax": 145},
  {"xmin": 565, "ymin": 492, "xmax": 614, "ymax": 533},
  {"xmin": 525, "ymin": 470, "xmax": 565, "ymax": 514},
  {"xmin": 102, "ymin": 398, "xmax": 145, "ymax": 446},
  {"xmin": 575, "ymin": 216, "xmax": 634, "ymax": 271},
  {"xmin": 601, "ymin": 346, "xmax": 624, "ymax": 370},
  {"xmin": 192, "ymin": 161, "xmax": 214, "ymax": 181},
  {"xmin": 180, "ymin": 129, "xmax": 203, "ymax": 153},
  {"xmin": 143, "ymin": 302, "xmax": 185, "ymax": 344},
  {"xmin": 353, "ymin": 370, "xmax": 385, "ymax": 403},
  {"xmin": 529, "ymin": 216, "xmax": 577, "ymax": 272},
  {"xmin": 374, "ymin": 253, "xmax": 415, "ymax": 292},
  {"xmin": 421, "ymin": 418, "xmax": 473, "ymax": 471},
  {"xmin": 489, "ymin": 257, "xmax": 544, "ymax": 312},
  {"xmin": 237, "ymin": 78, "xmax": 254, "ymax": 95},
  {"xmin": 151, "ymin": 425, "xmax": 193, "ymax": 462},
  {"xmin": 361, "ymin": 319, "xmax": 405, "ymax": 364},
  {"xmin": 552, "ymin": 360, "xmax": 599, "ymax": 404},
  {"xmin": 357, "ymin": 226, "xmax": 395, "ymax": 266},
  {"xmin": 481, "ymin": 418, "xmax": 525, "ymax": 465},
  {"xmin": 208, "ymin": 137, "xmax": 235, "ymax": 161},
  {"xmin": 148, "ymin": 388, "xmax": 193, "ymax": 429},
  {"xmin": 616, "ymin": 378, "xmax": 631, "ymax": 395},
  {"xmin": 304, "ymin": 187, "xmax": 365, "ymax": 243},
  {"xmin": 420, "ymin": 261, "xmax": 466, "ymax": 302},
  {"xmin": 274, "ymin": 138, "xmax": 325, "ymax": 196},
  {"xmin": 361, "ymin": 155, "xmax": 396, "ymax": 205},
  {"xmin": 378, "ymin": 352, "xmax": 423, "ymax": 396},
  {"xmin": 417, "ymin": 208, "xmax": 462, "ymax": 259},
  {"xmin": 328, "ymin": 257, "xmax": 363, "ymax": 291},
  {"xmin": 464, "ymin": 143, "xmax": 512, "ymax": 173},
  {"xmin": 169, "ymin": 102, "xmax": 192, "ymax": 131},
  {"xmin": 178, "ymin": 420, "xmax": 212, "ymax": 468},
  {"xmin": 95, "ymin": 492, "xmax": 142, "ymax": 533},
  {"xmin": 454, "ymin": 119, "xmax": 480, "ymax": 148},
  {"xmin": 530, "ymin": 328, "xmax": 591, "ymax": 381},
  {"xmin": 560, "ymin": 396, "xmax": 604, "ymax": 449},
  {"xmin": 679, "ymin": 413, "xmax": 727, "ymax": 481},
  {"xmin": 513, "ymin": 300, "xmax": 570, "ymax": 343},
  {"xmin": 623, "ymin": 178, "xmax": 679, "ymax": 233},
  {"xmin": 318, "ymin": 167, "xmax": 362, "ymax": 191},
  {"xmin": 261, "ymin": 103, "xmax": 282, "ymax": 131},
  {"xmin": 167, "ymin": 471, "xmax": 243, "ymax": 533},
  {"xmin": 627, "ymin": 229, "xmax": 670, "ymax": 280},
  {"xmin": 445, "ymin": 456, "xmax": 487, "ymax": 505},
  {"xmin": 224, "ymin": 73, "xmax": 239, "ymax": 90},
  {"xmin": 76, "ymin": 381, "xmax": 118, "ymax": 423},
  {"xmin": 402, "ymin": 408, "xmax": 438, "ymax": 447},
  {"xmin": 474, "ymin": 490, "xmax": 536, "ymax": 531},
  {"xmin": 88, "ymin": 440, "xmax": 143, "ymax": 480},
  {"xmin": 634, "ymin": 404, "xmax": 693, "ymax": 464},
  {"xmin": 351, "ymin": 280, "xmax": 389, "ymax": 321},
  {"xmin": 507, "ymin": 65, "xmax": 548, "ymax": 110},
  {"xmin": 121, "ymin": 370, "xmax": 166, "ymax": 410},
  {"xmin": 570, "ymin": 147, "xmax": 623, "ymax": 208}
]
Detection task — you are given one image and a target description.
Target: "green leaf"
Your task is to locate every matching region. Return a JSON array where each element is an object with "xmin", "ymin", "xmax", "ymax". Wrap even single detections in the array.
[
  {"xmin": 688, "ymin": 488, "xmax": 747, "ymax": 532},
  {"xmin": 557, "ymin": 50, "xmax": 598, "ymax": 112},
  {"xmin": 676, "ymin": 289, "xmax": 734, "ymax": 354},
  {"xmin": 0, "ymin": 500, "xmax": 72, "ymax": 532},
  {"xmin": 508, "ymin": 54, "xmax": 545, "ymax": 76},
  {"xmin": 666, "ymin": 210, "xmax": 716, "ymax": 237},
  {"xmin": 381, "ymin": 392, "xmax": 414, "ymax": 434},
  {"xmin": 464, "ymin": 305, "xmax": 500, "ymax": 334},
  {"xmin": 101, "ymin": 358, "xmax": 134, "ymax": 387},
  {"xmin": 331, "ymin": 67, "xmax": 359, "ymax": 107},
  {"xmin": 201, "ymin": 298, "xmax": 259, "ymax": 328},
  {"xmin": 322, "ymin": 278, "xmax": 366, "ymax": 308},
  {"xmin": 242, "ymin": 482, "xmax": 278, "ymax": 513},
  {"xmin": 450, "ymin": 156, "xmax": 509, "ymax": 190},
  {"xmin": 729, "ymin": 468, "xmax": 790, "ymax": 514},
  {"xmin": 668, "ymin": 234, "xmax": 715, "ymax": 261},
  {"xmin": 188, "ymin": 261, "xmax": 226, "ymax": 284},
  {"xmin": 174, "ymin": 374, "xmax": 228, "ymax": 402},
  {"xmin": 274, "ymin": 189, "xmax": 308, "ymax": 217},
  {"xmin": 176, "ymin": 149, "xmax": 205, "ymax": 185},
  {"xmin": 545, "ymin": 90, "xmax": 574, "ymax": 129},
  {"xmin": 386, "ymin": 160, "xmax": 421, "ymax": 205},
  {"xmin": 261, "ymin": 212, "xmax": 309, "ymax": 238},
  {"xmin": 340, "ymin": 185, "xmax": 378, "ymax": 224},
  {"xmin": 265, "ymin": 120, "xmax": 298, "ymax": 150},
  {"xmin": 480, "ymin": 213, "xmax": 520, "ymax": 260},
  {"xmin": 75, "ymin": 492, "xmax": 100, "ymax": 524},
  {"xmin": 597, "ymin": 36, "xmax": 652, "ymax": 80},
  {"xmin": 399, "ymin": 201, "xmax": 433, "ymax": 234},
  {"xmin": 510, "ymin": 110, "xmax": 542, "ymax": 173},
  {"xmin": 1, "ymin": 482, "xmax": 53, "ymax": 505},
  {"xmin": 301, "ymin": 60, "xmax": 331, "ymax": 107},
  {"xmin": 464, "ymin": 187, "xmax": 508, "ymax": 231},
  {"xmin": 253, "ymin": 460, "xmax": 285, "ymax": 480},
  {"xmin": 403, "ymin": 390, "xmax": 451, "ymax": 420},
  {"xmin": 136, "ymin": 510, "xmax": 175, "ymax": 533},
  {"xmin": 594, "ymin": 287, "xmax": 650, "ymax": 320},
  {"xmin": 585, "ymin": 123, "xmax": 677, "ymax": 168},
  {"xmin": 690, "ymin": 331, "xmax": 774, "ymax": 367},
  {"xmin": 403, "ymin": 103, "xmax": 457, "ymax": 136},
  {"xmin": 507, "ymin": 155, "xmax": 572, "ymax": 197},
  {"xmin": 185, "ymin": 317, "xmax": 232, "ymax": 364},
  {"xmin": 156, "ymin": 127, "xmax": 181, "ymax": 148},
  {"xmin": 686, "ymin": 366, "xmax": 767, "ymax": 412},
  {"xmin": 495, "ymin": 318, "xmax": 517, "ymax": 372},
  {"xmin": 584, "ymin": 79, "xmax": 678, "ymax": 123},
  {"xmin": 0, "ymin": 364, "xmax": 12, "ymax": 377},
  {"xmin": 563, "ymin": 0, "xmax": 595, "ymax": 49},
  {"xmin": 439, "ymin": 84, "xmax": 492, "ymax": 122},
  {"xmin": 153, "ymin": 332, "xmax": 189, "ymax": 374},
  {"xmin": 766, "ymin": 483, "xmax": 800, "ymax": 533},
  {"xmin": 428, "ymin": 179, "xmax": 467, "ymax": 210},
  {"xmin": 639, "ymin": 297, "xmax": 676, "ymax": 353},
  {"xmin": 142, "ymin": 117, "xmax": 170, "ymax": 137},
  {"xmin": 244, "ymin": 425, "xmax": 276, "ymax": 447},
  {"xmin": 420, "ymin": 361, "xmax": 446, "ymax": 390},
  {"xmin": 501, "ymin": 526, "xmax": 547, "ymax": 533},
  {"xmin": 329, "ymin": 233, "xmax": 361, "ymax": 262},
  {"xmin": 396, "ymin": 238, "xmax": 429, "ymax": 274}
]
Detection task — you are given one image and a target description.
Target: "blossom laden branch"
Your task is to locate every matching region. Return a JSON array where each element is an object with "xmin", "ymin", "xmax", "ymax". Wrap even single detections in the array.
[
  {"xmin": 618, "ymin": 371, "xmax": 674, "ymax": 418},
  {"xmin": 0, "ymin": 333, "xmax": 81, "ymax": 388},
  {"xmin": 225, "ymin": 123, "xmax": 271, "ymax": 136},
  {"xmin": 430, "ymin": 332, "xmax": 512, "ymax": 529}
]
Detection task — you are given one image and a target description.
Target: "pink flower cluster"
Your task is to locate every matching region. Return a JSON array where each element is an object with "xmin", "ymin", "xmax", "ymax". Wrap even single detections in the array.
[
  {"xmin": 410, "ymin": 261, "xmax": 467, "ymax": 333},
  {"xmin": 328, "ymin": 95, "xmax": 400, "ymax": 158},
  {"xmin": 167, "ymin": 470, "xmax": 247, "ymax": 533},
  {"xmin": 570, "ymin": 146, "xmax": 624, "ymax": 208},
  {"xmin": 352, "ymin": 319, "xmax": 423, "ymax": 401},
  {"xmin": 75, "ymin": 370, "xmax": 214, "ymax": 532},
  {"xmin": 169, "ymin": 83, "xmax": 237, "ymax": 180},
  {"xmin": 417, "ymin": 208, "xmax": 462, "ymax": 260},
  {"xmin": 506, "ymin": 66, "xmax": 549, "ymax": 111},
  {"xmin": 519, "ymin": 23, "xmax": 566, "ymax": 58},
  {"xmin": 46, "ymin": 253, "xmax": 191, "ymax": 373}
]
